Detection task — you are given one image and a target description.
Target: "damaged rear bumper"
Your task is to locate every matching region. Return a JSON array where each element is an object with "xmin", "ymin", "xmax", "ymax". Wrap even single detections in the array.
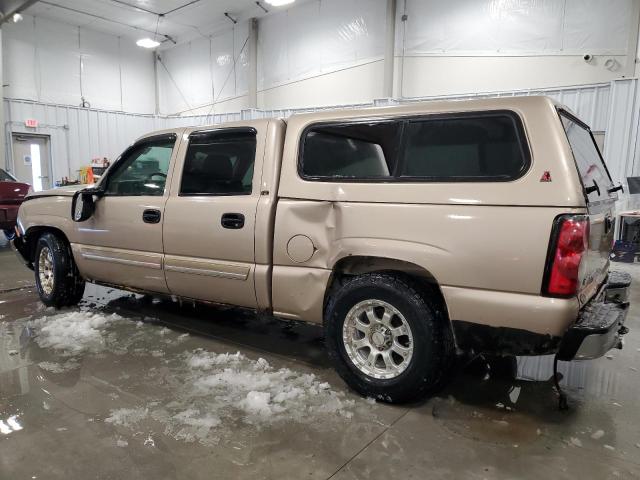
[{"xmin": 557, "ymin": 271, "xmax": 631, "ymax": 361}]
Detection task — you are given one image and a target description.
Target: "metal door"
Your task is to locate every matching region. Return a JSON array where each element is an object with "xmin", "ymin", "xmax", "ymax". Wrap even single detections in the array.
[{"xmin": 11, "ymin": 135, "xmax": 52, "ymax": 191}]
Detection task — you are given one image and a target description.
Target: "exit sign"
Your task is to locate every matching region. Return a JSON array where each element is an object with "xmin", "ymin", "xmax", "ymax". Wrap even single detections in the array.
[{"xmin": 25, "ymin": 119, "xmax": 38, "ymax": 128}]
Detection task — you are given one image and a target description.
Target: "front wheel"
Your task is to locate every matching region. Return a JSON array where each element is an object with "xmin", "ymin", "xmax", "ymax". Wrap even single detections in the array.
[
  {"xmin": 324, "ymin": 273, "xmax": 452, "ymax": 403},
  {"xmin": 34, "ymin": 232, "xmax": 85, "ymax": 308}
]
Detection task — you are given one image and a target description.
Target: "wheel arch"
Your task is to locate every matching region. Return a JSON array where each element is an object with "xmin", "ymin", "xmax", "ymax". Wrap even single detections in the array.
[
  {"xmin": 324, "ymin": 255, "xmax": 455, "ymax": 346},
  {"xmin": 24, "ymin": 225, "xmax": 72, "ymax": 264}
]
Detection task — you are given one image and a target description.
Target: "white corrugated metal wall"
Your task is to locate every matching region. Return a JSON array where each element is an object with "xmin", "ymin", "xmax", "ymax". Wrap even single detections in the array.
[
  {"xmin": 4, "ymin": 78, "xmax": 639, "ymax": 193},
  {"xmin": 3, "ymin": 99, "xmax": 241, "ymax": 183}
]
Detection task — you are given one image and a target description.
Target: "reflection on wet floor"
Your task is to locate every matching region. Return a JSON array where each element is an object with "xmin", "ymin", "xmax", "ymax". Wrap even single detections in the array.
[{"xmin": 1, "ymin": 262, "xmax": 640, "ymax": 479}]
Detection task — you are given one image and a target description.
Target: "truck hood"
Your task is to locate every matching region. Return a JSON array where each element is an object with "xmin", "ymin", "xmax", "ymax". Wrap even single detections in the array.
[{"xmin": 26, "ymin": 184, "xmax": 90, "ymax": 199}]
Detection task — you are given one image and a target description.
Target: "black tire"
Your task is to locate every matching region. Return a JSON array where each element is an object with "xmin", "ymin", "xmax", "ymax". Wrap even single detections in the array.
[
  {"xmin": 324, "ymin": 273, "xmax": 453, "ymax": 403},
  {"xmin": 3, "ymin": 229, "xmax": 15, "ymax": 241},
  {"xmin": 34, "ymin": 232, "xmax": 85, "ymax": 308}
]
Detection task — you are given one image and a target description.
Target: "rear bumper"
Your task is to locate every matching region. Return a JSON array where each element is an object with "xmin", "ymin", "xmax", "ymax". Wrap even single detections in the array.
[{"xmin": 557, "ymin": 271, "xmax": 631, "ymax": 361}]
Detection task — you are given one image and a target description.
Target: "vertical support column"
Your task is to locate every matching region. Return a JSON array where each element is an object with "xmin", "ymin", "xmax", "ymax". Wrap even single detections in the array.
[
  {"xmin": 153, "ymin": 53, "xmax": 160, "ymax": 115},
  {"xmin": 632, "ymin": 0, "xmax": 640, "ymax": 78},
  {"xmin": 248, "ymin": 18, "xmax": 258, "ymax": 109},
  {"xmin": 383, "ymin": 0, "xmax": 397, "ymax": 99},
  {"xmin": 0, "ymin": 28, "xmax": 5, "ymax": 170}
]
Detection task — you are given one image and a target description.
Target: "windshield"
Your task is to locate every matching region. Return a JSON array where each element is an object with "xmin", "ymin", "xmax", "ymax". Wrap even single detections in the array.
[
  {"xmin": 0, "ymin": 168, "xmax": 17, "ymax": 182},
  {"xmin": 559, "ymin": 111, "xmax": 615, "ymax": 202}
]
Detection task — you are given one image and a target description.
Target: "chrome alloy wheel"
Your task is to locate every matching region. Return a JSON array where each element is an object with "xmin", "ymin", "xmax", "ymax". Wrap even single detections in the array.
[
  {"xmin": 342, "ymin": 299, "xmax": 414, "ymax": 379},
  {"xmin": 38, "ymin": 246, "xmax": 55, "ymax": 296}
]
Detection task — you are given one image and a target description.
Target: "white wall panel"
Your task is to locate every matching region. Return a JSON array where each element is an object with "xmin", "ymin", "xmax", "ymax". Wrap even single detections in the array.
[
  {"xmin": 397, "ymin": 55, "xmax": 631, "ymax": 99},
  {"xmin": 211, "ymin": 29, "xmax": 237, "ymax": 103},
  {"xmin": 158, "ymin": 41, "xmax": 193, "ymax": 113},
  {"xmin": 234, "ymin": 21, "xmax": 249, "ymax": 96},
  {"xmin": 119, "ymin": 40, "xmax": 156, "ymax": 115},
  {"xmin": 258, "ymin": 0, "xmax": 386, "ymax": 90},
  {"xmin": 402, "ymin": 0, "xmax": 564, "ymax": 54},
  {"xmin": 2, "ymin": 17, "xmax": 38, "ymax": 100},
  {"xmin": 2, "ymin": 14, "xmax": 155, "ymax": 113},
  {"xmin": 80, "ymin": 29, "xmax": 121, "ymax": 110},
  {"xmin": 563, "ymin": 0, "xmax": 632, "ymax": 54},
  {"xmin": 35, "ymin": 17, "xmax": 80, "ymax": 106},
  {"xmin": 158, "ymin": 25, "xmax": 249, "ymax": 115},
  {"xmin": 401, "ymin": 0, "xmax": 634, "ymax": 55}
]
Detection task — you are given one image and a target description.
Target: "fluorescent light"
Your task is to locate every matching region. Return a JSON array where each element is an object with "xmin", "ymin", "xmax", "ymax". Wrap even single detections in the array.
[
  {"xmin": 12, "ymin": 13, "xmax": 23, "ymax": 23},
  {"xmin": 136, "ymin": 38, "xmax": 161, "ymax": 49},
  {"xmin": 265, "ymin": 0, "xmax": 295, "ymax": 6}
]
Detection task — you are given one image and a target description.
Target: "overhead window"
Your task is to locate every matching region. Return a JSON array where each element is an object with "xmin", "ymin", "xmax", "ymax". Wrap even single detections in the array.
[{"xmin": 180, "ymin": 129, "xmax": 257, "ymax": 196}]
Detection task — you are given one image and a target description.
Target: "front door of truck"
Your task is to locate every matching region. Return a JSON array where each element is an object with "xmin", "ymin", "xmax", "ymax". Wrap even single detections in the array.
[
  {"xmin": 162, "ymin": 127, "xmax": 261, "ymax": 308},
  {"xmin": 71, "ymin": 133, "xmax": 181, "ymax": 294}
]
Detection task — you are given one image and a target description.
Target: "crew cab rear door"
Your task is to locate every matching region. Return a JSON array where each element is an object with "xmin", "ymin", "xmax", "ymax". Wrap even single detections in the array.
[
  {"xmin": 162, "ymin": 126, "xmax": 264, "ymax": 308},
  {"xmin": 559, "ymin": 110, "xmax": 617, "ymax": 305}
]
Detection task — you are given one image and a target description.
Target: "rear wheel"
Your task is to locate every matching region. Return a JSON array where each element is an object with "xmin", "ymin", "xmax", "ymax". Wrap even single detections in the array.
[
  {"xmin": 325, "ymin": 273, "xmax": 453, "ymax": 403},
  {"xmin": 3, "ymin": 229, "xmax": 15, "ymax": 241},
  {"xmin": 34, "ymin": 232, "xmax": 85, "ymax": 308}
]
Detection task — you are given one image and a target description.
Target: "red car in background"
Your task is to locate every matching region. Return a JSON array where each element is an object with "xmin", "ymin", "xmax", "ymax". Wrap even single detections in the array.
[{"xmin": 0, "ymin": 168, "xmax": 30, "ymax": 240}]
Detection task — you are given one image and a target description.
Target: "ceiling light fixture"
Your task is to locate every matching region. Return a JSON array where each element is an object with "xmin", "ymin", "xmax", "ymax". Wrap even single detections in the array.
[
  {"xmin": 136, "ymin": 38, "xmax": 161, "ymax": 49},
  {"xmin": 12, "ymin": 13, "xmax": 23, "ymax": 23},
  {"xmin": 265, "ymin": 0, "xmax": 295, "ymax": 6}
]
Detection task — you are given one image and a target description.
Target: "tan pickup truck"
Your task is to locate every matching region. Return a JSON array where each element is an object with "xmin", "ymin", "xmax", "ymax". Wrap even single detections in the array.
[{"xmin": 11, "ymin": 96, "xmax": 631, "ymax": 403}]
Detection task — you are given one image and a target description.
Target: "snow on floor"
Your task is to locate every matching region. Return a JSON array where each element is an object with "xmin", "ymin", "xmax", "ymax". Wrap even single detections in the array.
[
  {"xmin": 106, "ymin": 349, "xmax": 360, "ymax": 446},
  {"xmin": 29, "ymin": 311, "xmax": 123, "ymax": 354},
  {"xmin": 37, "ymin": 359, "xmax": 81, "ymax": 373},
  {"xmin": 22, "ymin": 307, "xmax": 369, "ymax": 446}
]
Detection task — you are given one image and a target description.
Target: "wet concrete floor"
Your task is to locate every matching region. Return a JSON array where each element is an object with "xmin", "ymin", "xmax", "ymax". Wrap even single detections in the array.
[{"xmin": 1, "ymin": 239, "xmax": 640, "ymax": 479}]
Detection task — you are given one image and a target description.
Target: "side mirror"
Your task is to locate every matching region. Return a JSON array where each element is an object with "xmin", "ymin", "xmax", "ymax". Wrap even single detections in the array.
[{"xmin": 71, "ymin": 188, "xmax": 99, "ymax": 222}]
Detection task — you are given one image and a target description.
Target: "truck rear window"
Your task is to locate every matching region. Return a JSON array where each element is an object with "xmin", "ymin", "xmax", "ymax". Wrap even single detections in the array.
[
  {"xmin": 559, "ymin": 111, "xmax": 614, "ymax": 202},
  {"xmin": 299, "ymin": 111, "xmax": 530, "ymax": 182}
]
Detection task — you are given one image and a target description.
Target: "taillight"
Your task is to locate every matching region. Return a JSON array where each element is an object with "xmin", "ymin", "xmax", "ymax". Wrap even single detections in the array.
[{"xmin": 543, "ymin": 215, "xmax": 589, "ymax": 297}]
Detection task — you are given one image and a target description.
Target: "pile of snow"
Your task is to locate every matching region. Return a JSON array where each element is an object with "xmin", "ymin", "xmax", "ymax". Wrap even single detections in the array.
[
  {"xmin": 106, "ymin": 349, "xmax": 360, "ymax": 446},
  {"xmin": 29, "ymin": 311, "xmax": 122, "ymax": 353},
  {"xmin": 38, "ymin": 360, "xmax": 80, "ymax": 373},
  {"xmin": 105, "ymin": 407, "xmax": 149, "ymax": 426},
  {"xmin": 187, "ymin": 350, "xmax": 355, "ymax": 422}
]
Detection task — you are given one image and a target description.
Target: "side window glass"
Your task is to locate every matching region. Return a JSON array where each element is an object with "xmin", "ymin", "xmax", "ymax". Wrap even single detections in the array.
[
  {"xmin": 180, "ymin": 130, "xmax": 257, "ymax": 196},
  {"xmin": 400, "ymin": 114, "xmax": 528, "ymax": 180},
  {"xmin": 560, "ymin": 113, "xmax": 614, "ymax": 201},
  {"xmin": 104, "ymin": 138, "xmax": 175, "ymax": 196},
  {"xmin": 300, "ymin": 122, "xmax": 400, "ymax": 179}
]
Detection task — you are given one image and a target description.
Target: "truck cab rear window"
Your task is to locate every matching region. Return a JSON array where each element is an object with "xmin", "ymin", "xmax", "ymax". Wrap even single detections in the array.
[
  {"xmin": 181, "ymin": 130, "xmax": 257, "ymax": 196},
  {"xmin": 299, "ymin": 112, "xmax": 529, "ymax": 181}
]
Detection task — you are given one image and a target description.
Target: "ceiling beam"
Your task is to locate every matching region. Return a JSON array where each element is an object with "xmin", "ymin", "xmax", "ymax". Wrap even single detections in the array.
[
  {"xmin": 108, "ymin": 0, "xmax": 203, "ymax": 17},
  {"xmin": 0, "ymin": 0, "xmax": 39, "ymax": 24}
]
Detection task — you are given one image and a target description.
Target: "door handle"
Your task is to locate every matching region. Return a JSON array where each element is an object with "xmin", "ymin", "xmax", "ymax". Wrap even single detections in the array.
[
  {"xmin": 221, "ymin": 213, "xmax": 244, "ymax": 229},
  {"xmin": 143, "ymin": 209, "xmax": 161, "ymax": 224}
]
